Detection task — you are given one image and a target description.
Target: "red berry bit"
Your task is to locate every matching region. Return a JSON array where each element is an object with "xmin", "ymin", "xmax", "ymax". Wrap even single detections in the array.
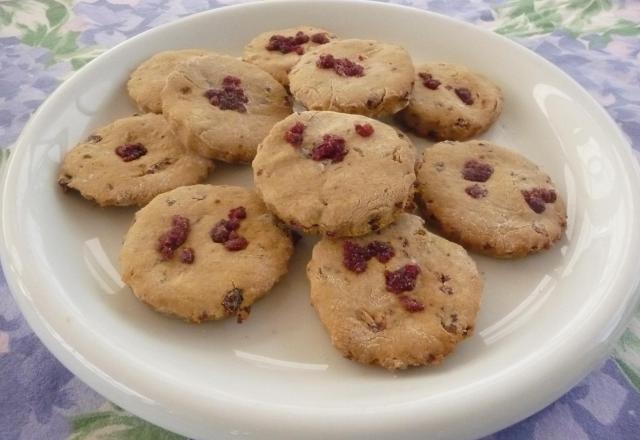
[
  {"xmin": 310, "ymin": 33, "xmax": 330, "ymax": 44},
  {"xmin": 284, "ymin": 122, "xmax": 306, "ymax": 147},
  {"xmin": 115, "ymin": 143, "xmax": 147, "ymax": 162},
  {"xmin": 418, "ymin": 72, "xmax": 441, "ymax": 90},
  {"xmin": 367, "ymin": 241, "xmax": 395, "ymax": 263},
  {"xmin": 157, "ymin": 215, "xmax": 190, "ymax": 260},
  {"xmin": 385, "ymin": 264, "xmax": 421, "ymax": 294},
  {"xmin": 316, "ymin": 54, "xmax": 365, "ymax": 77},
  {"xmin": 266, "ymin": 31, "xmax": 309, "ymax": 54},
  {"xmin": 210, "ymin": 206, "xmax": 249, "ymax": 251},
  {"xmin": 465, "ymin": 184, "xmax": 488, "ymax": 199},
  {"xmin": 180, "ymin": 247, "xmax": 195, "ymax": 264},
  {"xmin": 462, "ymin": 159, "xmax": 494, "ymax": 182},
  {"xmin": 204, "ymin": 76, "xmax": 248, "ymax": 113},
  {"xmin": 522, "ymin": 188, "xmax": 557, "ymax": 214},
  {"xmin": 455, "ymin": 87, "xmax": 474, "ymax": 105},
  {"xmin": 398, "ymin": 295, "xmax": 425, "ymax": 312},
  {"xmin": 311, "ymin": 134, "xmax": 348, "ymax": 163},
  {"xmin": 354, "ymin": 123, "xmax": 374, "ymax": 137},
  {"xmin": 343, "ymin": 240, "xmax": 395, "ymax": 273}
]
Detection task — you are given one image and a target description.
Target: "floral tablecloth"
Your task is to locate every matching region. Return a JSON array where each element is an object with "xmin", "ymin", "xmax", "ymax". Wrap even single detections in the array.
[{"xmin": 1, "ymin": 1, "xmax": 640, "ymax": 439}]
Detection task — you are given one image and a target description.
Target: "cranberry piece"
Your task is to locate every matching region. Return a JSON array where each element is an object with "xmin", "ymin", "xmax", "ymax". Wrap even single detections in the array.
[
  {"xmin": 311, "ymin": 32, "xmax": 330, "ymax": 44},
  {"xmin": 367, "ymin": 241, "xmax": 395, "ymax": 263},
  {"xmin": 343, "ymin": 241, "xmax": 370, "ymax": 273},
  {"xmin": 398, "ymin": 295, "xmax": 425, "ymax": 312},
  {"xmin": 115, "ymin": 143, "xmax": 147, "ymax": 162},
  {"xmin": 462, "ymin": 159, "xmax": 494, "ymax": 182},
  {"xmin": 418, "ymin": 72, "xmax": 441, "ymax": 90},
  {"xmin": 180, "ymin": 247, "xmax": 195, "ymax": 264},
  {"xmin": 354, "ymin": 123, "xmax": 374, "ymax": 137},
  {"xmin": 210, "ymin": 220, "xmax": 231, "ymax": 243},
  {"xmin": 455, "ymin": 87, "xmax": 474, "ymax": 105},
  {"xmin": 311, "ymin": 134, "xmax": 348, "ymax": 163},
  {"xmin": 465, "ymin": 184, "xmax": 488, "ymax": 199},
  {"xmin": 522, "ymin": 188, "xmax": 557, "ymax": 213},
  {"xmin": 225, "ymin": 217, "xmax": 241, "ymax": 231},
  {"xmin": 266, "ymin": 31, "xmax": 309, "ymax": 54},
  {"xmin": 385, "ymin": 264, "xmax": 421, "ymax": 294},
  {"xmin": 224, "ymin": 232, "xmax": 248, "ymax": 251},
  {"xmin": 284, "ymin": 122, "xmax": 306, "ymax": 147},
  {"xmin": 204, "ymin": 76, "xmax": 248, "ymax": 113},
  {"xmin": 316, "ymin": 54, "xmax": 364, "ymax": 77},
  {"xmin": 228, "ymin": 206, "xmax": 247, "ymax": 220},
  {"xmin": 157, "ymin": 215, "xmax": 190, "ymax": 260},
  {"xmin": 222, "ymin": 288, "xmax": 244, "ymax": 314}
]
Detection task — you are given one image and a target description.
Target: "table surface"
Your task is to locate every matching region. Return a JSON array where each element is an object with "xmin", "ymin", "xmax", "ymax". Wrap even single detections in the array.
[{"xmin": 1, "ymin": 1, "xmax": 640, "ymax": 439}]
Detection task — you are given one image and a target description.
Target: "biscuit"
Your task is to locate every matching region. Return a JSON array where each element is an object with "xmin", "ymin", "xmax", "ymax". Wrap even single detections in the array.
[
  {"xmin": 161, "ymin": 54, "xmax": 292, "ymax": 163},
  {"xmin": 243, "ymin": 26, "xmax": 337, "ymax": 86},
  {"xmin": 120, "ymin": 184, "xmax": 294, "ymax": 322},
  {"xmin": 308, "ymin": 213, "xmax": 483, "ymax": 370},
  {"xmin": 398, "ymin": 62, "xmax": 503, "ymax": 141},
  {"xmin": 58, "ymin": 113, "xmax": 212, "ymax": 207},
  {"xmin": 416, "ymin": 140, "xmax": 567, "ymax": 257},
  {"xmin": 289, "ymin": 39, "xmax": 414, "ymax": 117},
  {"xmin": 252, "ymin": 111, "xmax": 416, "ymax": 237},
  {"xmin": 127, "ymin": 49, "xmax": 211, "ymax": 113}
]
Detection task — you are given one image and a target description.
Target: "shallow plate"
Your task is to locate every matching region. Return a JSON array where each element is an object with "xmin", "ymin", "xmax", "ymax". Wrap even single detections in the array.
[{"xmin": 3, "ymin": 1, "xmax": 640, "ymax": 439}]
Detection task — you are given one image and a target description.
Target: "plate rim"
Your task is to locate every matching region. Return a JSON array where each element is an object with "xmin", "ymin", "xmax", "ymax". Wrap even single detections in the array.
[{"xmin": 3, "ymin": 1, "xmax": 640, "ymax": 439}]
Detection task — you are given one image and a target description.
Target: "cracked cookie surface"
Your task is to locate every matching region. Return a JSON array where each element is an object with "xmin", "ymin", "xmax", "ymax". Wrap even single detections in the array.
[
  {"xmin": 58, "ymin": 113, "xmax": 212, "ymax": 207},
  {"xmin": 307, "ymin": 213, "xmax": 483, "ymax": 370},
  {"xmin": 252, "ymin": 111, "xmax": 417, "ymax": 237},
  {"xmin": 289, "ymin": 39, "xmax": 414, "ymax": 117}
]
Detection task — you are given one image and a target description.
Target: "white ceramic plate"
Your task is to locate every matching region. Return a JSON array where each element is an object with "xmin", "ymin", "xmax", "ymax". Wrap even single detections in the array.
[{"xmin": 3, "ymin": 1, "xmax": 640, "ymax": 439}]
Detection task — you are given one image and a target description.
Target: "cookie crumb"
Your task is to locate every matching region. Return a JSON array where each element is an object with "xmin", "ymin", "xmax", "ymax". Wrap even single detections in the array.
[
  {"xmin": 87, "ymin": 134, "xmax": 102, "ymax": 143},
  {"xmin": 222, "ymin": 288, "xmax": 244, "ymax": 314}
]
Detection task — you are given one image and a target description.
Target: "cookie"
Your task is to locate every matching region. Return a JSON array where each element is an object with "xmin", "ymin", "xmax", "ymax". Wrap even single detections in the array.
[
  {"xmin": 127, "ymin": 49, "xmax": 211, "ymax": 113},
  {"xmin": 243, "ymin": 26, "xmax": 337, "ymax": 86},
  {"xmin": 253, "ymin": 111, "xmax": 416, "ymax": 237},
  {"xmin": 120, "ymin": 185, "xmax": 294, "ymax": 323},
  {"xmin": 416, "ymin": 140, "xmax": 567, "ymax": 257},
  {"xmin": 161, "ymin": 54, "xmax": 292, "ymax": 163},
  {"xmin": 58, "ymin": 113, "xmax": 212, "ymax": 207},
  {"xmin": 398, "ymin": 62, "xmax": 503, "ymax": 141},
  {"xmin": 288, "ymin": 39, "xmax": 414, "ymax": 117},
  {"xmin": 308, "ymin": 213, "xmax": 483, "ymax": 370}
]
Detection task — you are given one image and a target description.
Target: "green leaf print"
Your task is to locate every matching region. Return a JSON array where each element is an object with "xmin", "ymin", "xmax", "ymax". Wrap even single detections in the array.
[
  {"xmin": 614, "ymin": 312, "xmax": 640, "ymax": 392},
  {"xmin": 44, "ymin": 0, "xmax": 68, "ymax": 29},
  {"xmin": 71, "ymin": 405, "xmax": 186, "ymax": 440}
]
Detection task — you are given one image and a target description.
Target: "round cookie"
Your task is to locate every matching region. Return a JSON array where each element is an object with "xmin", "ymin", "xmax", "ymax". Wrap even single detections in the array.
[
  {"xmin": 243, "ymin": 26, "xmax": 337, "ymax": 86},
  {"xmin": 252, "ymin": 111, "xmax": 416, "ymax": 237},
  {"xmin": 161, "ymin": 54, "xmax": 292, "ymax": 163},
  {"xmin": 288, "ymin": 39, "xmax": 414, "ymax": 117},
  {"xmin": 127, "ymin": 49, "xmax": 211, "ymax": 113},
  {"xmin": 398, "ymin": 62, "xmax": 503, "ymax": 141},
  {"xmin": 120, "ymin": 185, "xmax": 294, "ymax": 323},
  {"xmin": 416, "ymin": 140, "xmax": 567, "ymax": 257},
  {"xmin": 308, "ymin": 213, "xmax": 483, "ymax": 370},
  {"xmin": 58, "ymin": 113, "xmax": 212, "ymax": 207}
]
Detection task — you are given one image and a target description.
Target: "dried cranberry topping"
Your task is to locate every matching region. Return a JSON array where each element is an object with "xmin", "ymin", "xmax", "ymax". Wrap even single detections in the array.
[
  {"xmin": 157, "ymin": 215, "xmax": 190, "ymax": 260},
  {"xmin": 224, "ymin": 233, "xmax": 249, "ymax": 251},
  {"xmin": 462, "ymin": 159, "xmax": 494, "ymax": 182},
  {"xmin": 222, "ymin": 288, "xmax": 244, "ymax": 314},
  {"xmin": 284, "ymin": 122, "xmax": 306, "ymax": 147},
  {"xmin": 115, "ymin": 143, "xmax": 147, "ymax": 162},
  {"xmin": 228, "ymin": 206, "xmax": 247, "ymax": 220},
  {"xmin": 418, "ymin": 72, "xmax": 441, "ymax": 90},
  {"xmin": 455, "ymin": 87, "xmax": 474, "ymax": 105},
  {"xmin": 210, "ymin": 206, "xmax": 249, "ymax": 250},
  {"xmin": 465, "ymin": 184, "xmax": 488, "ymax": 199},
  {"xmin": 316, "ymin": 54, "xmax": 364, "ymax": 77},
  {"xmin": 522, "ymin": 188, "xmax": 557, "ymax": 213},
  {"xmin": 354, "ymin": 123, "xmax": 374, "ymax": 137},
  {"xmin": 180, "ymin": 247, "xmax": 195, "ymax": 264},
  {"xmin": 266, "ymin": 31, "xmax": 309, "ymax": 54},
  {"xmin": 367, "ymin": 241, "xmax": 395, "ymax": 263},
  {"xmin": 398, "ymin": 295, "xmax": 425, "ymax": 312},
  {"xmin": 210, "ymin": 220, "xmax": 230, "ymax": 243},
  {"xmin": 385, "ymin": 264, "xmax": 421, "ymax": 294},
  {"xmin": 343, "ymin": 241, "xmax": 370, "ymax": 273},
  {"xmin": 311, "ymin": 134, "xmax": 348, "ymax": 163},
  {"xmin": 204, "ymin": 76, "xmax": 248, "ymax": 113},
  {"xmin": 310, "ymin": 32, "xmax": 330, "ymax": 44}
]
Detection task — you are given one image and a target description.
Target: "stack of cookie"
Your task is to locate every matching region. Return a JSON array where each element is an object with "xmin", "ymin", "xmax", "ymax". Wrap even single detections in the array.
[{"xmin": 57, "ymin": 26, "xmax": 567, "ymax": 371}]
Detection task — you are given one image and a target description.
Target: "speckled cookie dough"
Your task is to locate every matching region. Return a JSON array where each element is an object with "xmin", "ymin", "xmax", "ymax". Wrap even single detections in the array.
[
  {"xmin": 120, "ymin": 185, "xmax": 294, "ymax": 323},
  {"xmin": 416, "ymin": 140, "xmax": 567, "ymax": 257},
  {"xmin": 252, "ymin": 111, "xmax": 416, "ymax": 237}
]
